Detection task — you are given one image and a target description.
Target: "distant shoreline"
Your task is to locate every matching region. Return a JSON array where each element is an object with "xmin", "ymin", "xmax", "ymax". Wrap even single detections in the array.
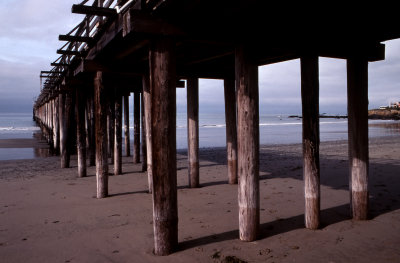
[
  {"xmin": 288, "ymin": 115, "xmax": 348, "ymax": 119},
  {"xmin": 288, "ymin": 108, "xmax": 400, "ymax": 120},
  {"xmin": 368, "ymin": 108, "xmax": 400, "ymax": 120}
]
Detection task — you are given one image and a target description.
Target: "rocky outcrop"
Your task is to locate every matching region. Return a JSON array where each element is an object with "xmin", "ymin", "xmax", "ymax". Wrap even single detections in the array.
[{"xmin": 368, "ymin": 109, "xmax": 400, "ymax": 120}]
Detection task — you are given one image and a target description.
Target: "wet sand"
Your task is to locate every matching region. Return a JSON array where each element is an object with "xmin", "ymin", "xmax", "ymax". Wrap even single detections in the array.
[{"xmin": 0, "ymin": 136, "xmax": 399, "ymax": 262}]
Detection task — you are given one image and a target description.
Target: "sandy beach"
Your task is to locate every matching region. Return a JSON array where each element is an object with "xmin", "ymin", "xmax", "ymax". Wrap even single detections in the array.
[{"xmin": 0, "ymin": 136, "xmax": 399, "ymax": 262}]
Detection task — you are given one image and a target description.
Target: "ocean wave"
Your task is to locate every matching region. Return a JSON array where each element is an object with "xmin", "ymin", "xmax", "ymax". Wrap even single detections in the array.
[
  {"xmin": 259, "ymin": 122, "xmax": 302, "ymax": 126},
  {"xmin": 0, "ymin": 126, "xmax": 40, "ymax": 132},
  {"xmin": 201, "ymin": 124, "xmax": 226, "ymax": 128}
]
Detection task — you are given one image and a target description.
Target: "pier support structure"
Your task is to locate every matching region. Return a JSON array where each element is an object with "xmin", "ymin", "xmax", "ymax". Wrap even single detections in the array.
[
  {"xmin": 133, "ymin": 91, "xmax": 141, "ymax": 163},
  {"xmin": 236, "ymin": 44, "xmax": 260, "ymax": 242},
  {"xmin": 347, "ymin": 56, "xmax": 369, "ymax": 220},
  {"xmin": 107, "ymin": 89, "xmax": 115, "ymax": 164},
  {"xmin": 141, "ymin": 91, "xmax": 148, "ymax": 172},
  {"xmin": 224, "ymin": 78, "xmax": 238, "ymax": 184},
  {"xmin": 143, "ymin": 74, "xmax": 153, "ymax": 193},
  {"xmin": 124, "ymin": 94, "xmax": 131, "ymax": 156},
  {"xmin": 76, "ymin": 88, "xmax": 87, "ymax": 178},
  {"xmin": 94, "ymin": 71, "xmax": 109, "ymax": 198},
  {"xmin": 149, "ymin": 37, "xmax": 178, "ymax": 255},
  {"xmin": 114, "ymin": 92, "xmax": 123, "ymax": 175},
  {"xmin": 301, "ymin": 55, "xmax": 320, "ymax": 229},
  {"xmin": 187, "ymin": 77, "xmax": 199, "ymax": 188}
]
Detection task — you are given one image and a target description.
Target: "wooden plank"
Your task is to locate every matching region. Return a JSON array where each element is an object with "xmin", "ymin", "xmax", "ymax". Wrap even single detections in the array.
[
  {"xmin": 59, "ymin": 35, "xmax": 94, "ymax": 43},
  {"xmin": 86, "ymin": 12, "xmax": 124, "ymax": 60},
  {"xmin": 143, "ymin": 74, "xmax": 153, "ymax": 193},
  {"xmin": 149, "ymin": 37, "xmax": 178, "ymax": 256},
  {"xmin": 114, "ymin": 94, "xmax": 123, "ymax": 175},
  {"xmin": 41, "ymin": 71, "xmax": 63, "ymax": 74},
  {"xmin": 176, "ymin": 80, "xmax": 185, "ymax": 88},
  {"xmin": 301, "ymin": 55, "xmax": 320, "ymax": 229},
  {"xmin": 94, "ymin": 71, "xmax": 109, "ymax": 198},
  {"xmin": 347, "ymin": 56, "xmax": 369, "ymax": 220},
  {"xmin": 71, "ymin": 4, "xmax": 117, "ymax": 16},
  {"xmin": 133, "ymin": 91, "xmax": 141, "ymax": 163},
  {"xmin": 76, "ymin": 88, "xmax": 87, "ymax": 178},
  {"xmin": 123, "ymin": 94, "xmax": 131, "ymax": 156},
  {"xmin": 123, "ymin": 9, "xmax": 185, "ymax": 37},
  {"xmin": 56, "ymin": 50, "xmax": 82, "ymax": 56},
  {"xmin": 187, "ymin": 77, "xmax": 199, "ymax": 188},
  {"xmin": 51, "ymin": 63, "xmax": 69, "ymax": 67},
  {"xmin": 224, "ymin": 78, "xmax": 237, "ymax": 184},
  {"xmin": 236, "ymin": 44, "xmax": 259, "ymax": 242}
]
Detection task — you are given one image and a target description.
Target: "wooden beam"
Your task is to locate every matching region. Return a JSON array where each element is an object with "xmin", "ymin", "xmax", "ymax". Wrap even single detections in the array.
[
  {"xmin": 94, "ymin": 71, "xmax": 109, "ymax": 198},
  {"xmin": 176, "ymin": 80, "xmax": 185, "ymax": 88},
  {"xmin": 57, "ymin": 49, "xmax": 82, "ymax": 56},
  {"xmin": 71, "ymin": 4, "xmax": 117, "ymax": 17},
  {"xmin": 149, "ymin": 37, "xmax": 178, "ymax": 256},
  {"xmin": 51, "ymin": 63, "xmax": 69, "ymax": 67},
  {"xmin": 347, "ymin": 56, "xmax": 369, "ymax": 220},
  {"xmin": 301, "ymin": 55, "xmax": 320, "ymax": 230},
  {"xmin": 59, "ymin": 34, "xmax": 93, "ymax": 43},
  {"xmin": 224, "ymin": 78, "xmax": 238, "ymax": 184},
  {"xmin": 236, "ymin": 44, "xmax": 259, "ymax": 242},
  {"xmin": 187, "ymin": 77, "xmax": 199, "ymax": 188},
  {"xmin": 123, "ymin": 9, "xmax": 185, "ymax": 37}
]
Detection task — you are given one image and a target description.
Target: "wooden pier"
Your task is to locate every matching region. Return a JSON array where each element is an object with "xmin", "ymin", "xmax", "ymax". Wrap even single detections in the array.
[{"xmin": 33, "ymin": 0, "xmax": 400, "ymax": 256}]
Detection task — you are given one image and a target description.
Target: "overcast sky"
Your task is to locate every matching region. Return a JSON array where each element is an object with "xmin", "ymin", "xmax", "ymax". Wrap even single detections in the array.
[{"xmin": 1, "ymin": 0, "xmax": 399, "ymax": 114}]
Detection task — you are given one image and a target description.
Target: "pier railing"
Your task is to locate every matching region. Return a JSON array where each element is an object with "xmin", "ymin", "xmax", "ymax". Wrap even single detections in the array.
[{"xmin": 38, "ymin": 0, "xmax": 131, "ymax": 106}]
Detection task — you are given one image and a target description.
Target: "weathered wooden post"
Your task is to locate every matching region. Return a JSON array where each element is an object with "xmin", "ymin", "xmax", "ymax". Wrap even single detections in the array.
[
  {"xmin": 224, "ymin": 78, "xmax": 238, "ymax": 184},
  {"xmin": 59, "ymin": 93, "xmax": 69, "ymax": 168},
  {"xmin": 48, "ymin": 100, "xmax": 54, "ymax": 148},
  {"xmin": 133, "ymin": 91, "xmax": 141, "ymax": 163},
  {"xmin": 124, "ymin": 94, "xmax": 131, "ymax": 156},
  {"xmin": 141, "ymin": 91, "xmax": 147, "ymax": 172},
  {"xmin": 107, "ymin": 89, "xmax": 115, "ymax": 164},
  {"xmin": 347, "ymin": 56, "xmax": 369, "ymax": 220},
  {"xmin": 143, "ymin": 74, "xmax": 153, "ymax": 193},
  {"xmin": 114, "ymin": 93, "xmax": 123, "ymax": 175},
  {"xmin": 94, "ymin": 71, "xmax": 108, "ymax": 198},
  {"xmin": 149, "ymin": 37, "xmax": 178, "ymax": 255},
  {"xmin": 53, "ymin": 97, "xmax": 60, "ymax": 154},
  {"xmin": 76, "ymin": 88, "xmax": 87, "ymax": 178},
  {"xmin": 88, "ymin": 95, "xmax": 96, "ymax": 166},
  {"xmin": 301, "ymin": 55, "xmax": 320, "ymax": 229},
  {"xmin": 187, "ymin": 77, "xmax": 199, "ymax": 188},
  {"xmin": 236, "ymin": 44, "xmax": 260, "ymax": 242}
]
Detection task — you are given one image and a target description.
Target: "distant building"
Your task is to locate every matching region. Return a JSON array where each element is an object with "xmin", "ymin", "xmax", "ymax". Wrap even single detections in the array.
[{"xmin": 389, "ymin": 101, "xmax": 400, "ymax": 109}]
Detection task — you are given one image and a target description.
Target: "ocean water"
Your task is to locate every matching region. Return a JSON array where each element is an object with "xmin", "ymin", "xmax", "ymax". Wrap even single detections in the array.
[
  {"xmin": 172, "ymin": 113, "xmax": 400, "ymax": 149},
  {"xmin": 0, "ymin": 113, "xmax": 40, "ymax": 139},
  {"xmin": 0, "ymin": 112, "xmax": 399, "ymax": 160},
  {"xmin": 0, "ymin": 113, "xmax": 41, "ymax": 160}
]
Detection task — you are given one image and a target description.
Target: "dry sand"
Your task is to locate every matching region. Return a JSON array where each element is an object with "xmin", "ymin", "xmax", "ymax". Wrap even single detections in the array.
[{"xmin": 0, "ymin": 136, "xmax": 399, "ymax": 262}]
